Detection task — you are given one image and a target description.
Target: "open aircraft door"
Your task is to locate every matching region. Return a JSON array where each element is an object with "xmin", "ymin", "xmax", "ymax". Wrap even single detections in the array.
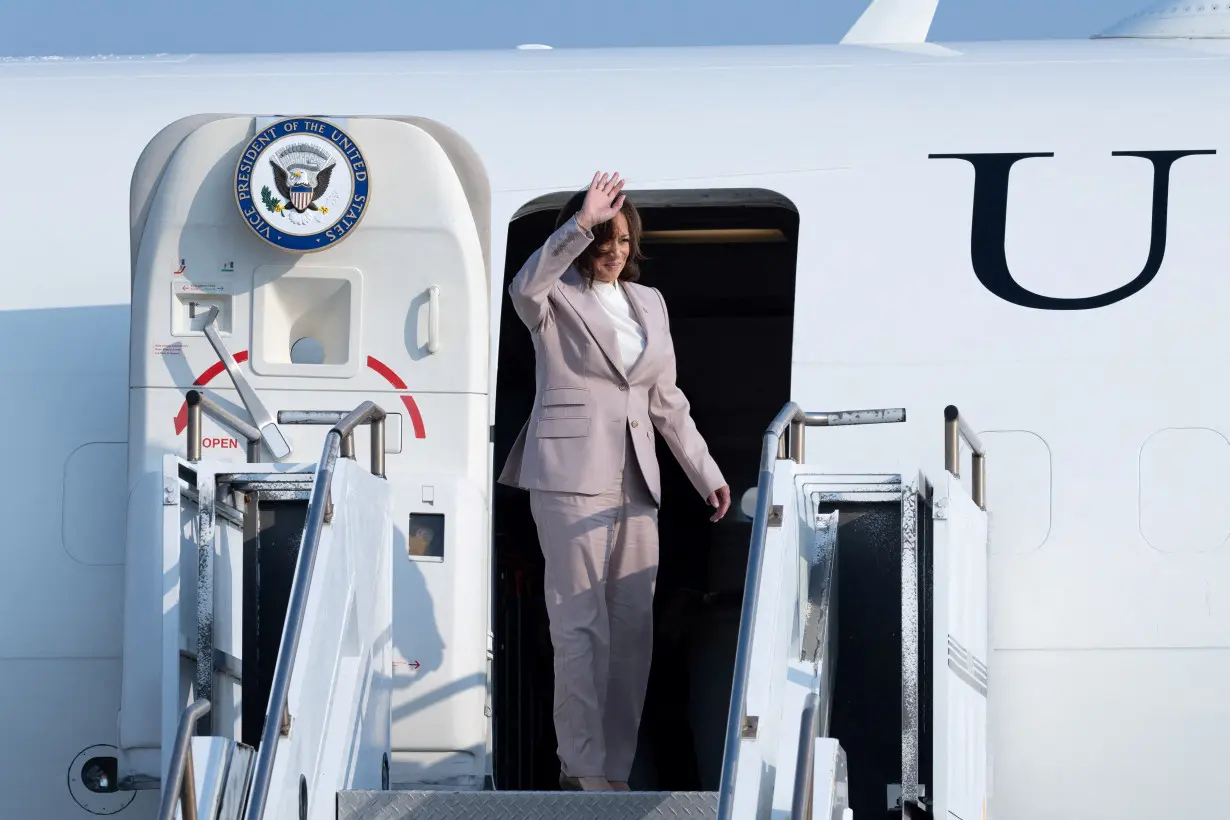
[
  {"xmin": 930, "ymin": 407, "xmax": 991, "ymax": 820},
  {"xmin": 119, "ymin": 113, "xmax": 495, "ymax": 797}
]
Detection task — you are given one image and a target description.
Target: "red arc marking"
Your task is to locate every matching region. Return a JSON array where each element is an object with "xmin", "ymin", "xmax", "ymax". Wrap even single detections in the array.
[
  {"xmin": 173, "ymin": 351, "xmax": 249, "ymax": 434},
  {"xmin": 368, "ymin": 356, "xmax": 426, "ymax": 440},
  {"xmin": 365, "ymin": 355, "xmax": 406, "ymax": 389},
  {"xmin": 171, "ymin": 352, "xmax": 426, "ymax": 439}
]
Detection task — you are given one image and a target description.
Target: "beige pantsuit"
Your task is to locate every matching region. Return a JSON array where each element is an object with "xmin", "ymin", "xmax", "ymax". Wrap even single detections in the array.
[
  {"xmin": 499, "ymin": 215, "xmax": 724, "ymax": 782},
  {"xmin": 530, "ymin": 433, "xmax": 658, "ymax": 779}
]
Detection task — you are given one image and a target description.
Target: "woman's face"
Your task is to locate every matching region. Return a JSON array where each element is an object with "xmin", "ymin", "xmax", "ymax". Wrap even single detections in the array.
[{"xmin": 592, "ymin": 211, "xmax": 630, "ymax": 282}]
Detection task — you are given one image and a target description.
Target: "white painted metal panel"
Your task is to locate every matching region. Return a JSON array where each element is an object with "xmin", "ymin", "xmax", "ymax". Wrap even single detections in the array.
[
  {"xmin": 932, "ymin": 472, "xmax": 989, "ymax": 820},
  {"xmin": 262, "ymin": 459, "xmax": 393, "ymax": 820},
  {"xmin": 811, "ymin": 737, "xmax": 850, "ymax": 820},
  {"xmin": 731, "ymin": 460, "xmax": 800, "ymax": 820}
]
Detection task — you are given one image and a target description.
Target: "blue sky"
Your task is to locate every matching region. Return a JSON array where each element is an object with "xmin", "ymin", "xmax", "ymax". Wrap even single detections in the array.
[{"xmin": 0, "ymin": 0, "xmax": 1151, "ymax": 57}]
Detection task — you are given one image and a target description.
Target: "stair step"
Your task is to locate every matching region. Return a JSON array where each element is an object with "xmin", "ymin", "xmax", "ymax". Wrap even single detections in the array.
[{"xmin": 337, "ymin": 790, "xmax": 718, "ymax": 820}]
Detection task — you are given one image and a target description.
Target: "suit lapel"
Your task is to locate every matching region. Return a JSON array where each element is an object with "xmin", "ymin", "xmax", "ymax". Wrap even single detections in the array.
[
  {"xmin": 558, "ymin": 269, "xmax": 628, "ymax": 381},
  {"xmin": 620, "ymin": 282, "xmax": 656, "ymax": 376}
]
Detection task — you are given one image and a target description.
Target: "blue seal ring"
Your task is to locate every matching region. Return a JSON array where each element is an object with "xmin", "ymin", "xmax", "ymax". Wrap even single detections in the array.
[{"xmin": 233, "ymin": 116, "xmax": 371, "ymax": 253}]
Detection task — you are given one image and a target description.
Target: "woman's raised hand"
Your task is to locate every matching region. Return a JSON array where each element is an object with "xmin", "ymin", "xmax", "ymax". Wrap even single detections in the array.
[{"xmin": 576, "ymin": 171, "xmax": 626, "ymax": 231}]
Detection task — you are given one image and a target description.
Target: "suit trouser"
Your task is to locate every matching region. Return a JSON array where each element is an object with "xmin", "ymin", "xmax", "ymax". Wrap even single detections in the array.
[{"xmin": 529, "ymin": 433, "xmax": 659, "ymax": 781}]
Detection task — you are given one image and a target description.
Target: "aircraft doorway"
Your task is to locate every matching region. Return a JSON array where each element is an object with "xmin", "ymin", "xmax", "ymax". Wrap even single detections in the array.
[{"xmin": 492, "ymin": 188, "xmax": 799, "ymax": 791}]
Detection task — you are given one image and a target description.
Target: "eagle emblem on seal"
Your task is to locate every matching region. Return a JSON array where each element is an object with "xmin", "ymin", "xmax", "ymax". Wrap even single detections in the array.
[{"xmin": 260, "ymin": 142, "xmax": 338, "ymax": 219}]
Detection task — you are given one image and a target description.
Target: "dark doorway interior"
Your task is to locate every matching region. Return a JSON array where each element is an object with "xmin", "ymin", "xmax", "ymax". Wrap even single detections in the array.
[{"xmin": 492, "ymin": 189, "xmax": 798, "ymax": 791}]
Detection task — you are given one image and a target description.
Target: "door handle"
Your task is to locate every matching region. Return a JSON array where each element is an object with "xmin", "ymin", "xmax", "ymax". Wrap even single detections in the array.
[
  {"xmin": 427, "ymin": 285, "xmax": 440, "ymax": 355},
  {"xmin": 199, "ymin": 307, "xmax": 292, "ymax": 460}
]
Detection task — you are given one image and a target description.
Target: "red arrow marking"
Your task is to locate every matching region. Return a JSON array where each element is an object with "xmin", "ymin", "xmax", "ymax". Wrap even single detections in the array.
[
  {"xmin": 170, "ymin": 352, "xmax": 427, "ymax": 440},
  {"xmin": 399, "ymin": 395, "xmax": 426, "ymax": 440},
  {"xmin": 193, "ymin": 351, "xmax": 248, "ymax": 386},
  {"xmin": 173, "ymin": 351, "xmax": 249, "ymax": 434}
]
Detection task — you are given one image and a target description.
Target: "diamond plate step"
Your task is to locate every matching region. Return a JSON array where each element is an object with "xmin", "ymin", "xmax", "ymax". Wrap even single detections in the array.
[{"xmin": 336, "ymin": 790, "xmax": 718, "ymax": 820}]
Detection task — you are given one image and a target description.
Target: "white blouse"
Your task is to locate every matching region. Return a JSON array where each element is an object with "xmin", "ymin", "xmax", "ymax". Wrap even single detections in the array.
[{"xmin": 592, "ymin": 279, "xmax": 647, "ymax": 370}]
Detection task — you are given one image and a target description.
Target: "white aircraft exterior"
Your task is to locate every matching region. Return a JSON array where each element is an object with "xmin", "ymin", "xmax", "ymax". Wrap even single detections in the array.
[{"xmin": 2, "ymin": 1, "xmax": 1227, "ymax": 819}]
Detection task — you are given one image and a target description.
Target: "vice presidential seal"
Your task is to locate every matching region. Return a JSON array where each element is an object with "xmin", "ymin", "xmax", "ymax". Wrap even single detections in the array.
[{"xmin": 234, "ymin": 117, "xmax": 370, "ymax": 253}]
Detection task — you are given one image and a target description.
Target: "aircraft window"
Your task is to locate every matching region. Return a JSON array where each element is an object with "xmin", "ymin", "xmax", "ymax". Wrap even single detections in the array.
[
  {"xmin": 62, "ymin": 442, "xmax": 127, "ymax": 565},
  {"xmin": 407, "ymin": 513, "xmax": 445, "ymax": 562},
  {"xmin": 1139, "ymin": 427, "xmax": 1230, "ymax": 553},
  {"xmin": 979, "ymin": 430, "xmax": 1052, "ymax": 554},
  {"xmin": 290, "ymin": 337, "xmax": 326, "ymax": 365}
]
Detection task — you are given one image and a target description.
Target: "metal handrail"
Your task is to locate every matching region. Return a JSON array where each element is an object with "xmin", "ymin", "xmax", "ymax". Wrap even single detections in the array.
[
  {"xmin": 780, "ymin": 408, "xmax": 907, "ymax": 463},
  {"xmin": 275, "ymin": 409, "xmax": 388, "ymax": 478},
  {"xmin": 716, "ymin": 402, "xmax": 906, "ymax": 820},
  {"xmin": 241, "ymin": 401, "xmax": 387, "ymax": 820},
  {"xmin": 156, "ymin": 698, "xmax": 211, "ymax": 820},
  {"xmin": 791, "ymin": 692, "xmax": 821, "ymax": 820},
  {"xmin": 186, "ymin": 389, "xmax": 263, "ymax": 463},
  {"xmin": 944, "ymin": 405, "xmax": 986, "ymax": 510}
]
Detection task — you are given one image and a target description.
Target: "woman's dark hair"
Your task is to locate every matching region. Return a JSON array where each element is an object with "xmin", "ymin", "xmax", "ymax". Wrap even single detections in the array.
[{"xmin": 555, "ymin": 188, "xmax": 645, "ymax": 285}]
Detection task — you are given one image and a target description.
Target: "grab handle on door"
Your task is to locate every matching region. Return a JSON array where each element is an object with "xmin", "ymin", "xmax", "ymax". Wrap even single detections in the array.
[{"xmin": 427, "ymin": 285, "xmax": 440, "ymax": 355}]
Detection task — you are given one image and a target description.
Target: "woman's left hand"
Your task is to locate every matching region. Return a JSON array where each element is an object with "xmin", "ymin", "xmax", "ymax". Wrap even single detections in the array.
[{"xmin": 708, "ymin": 485, "xmax": 731, "ymax": 522}]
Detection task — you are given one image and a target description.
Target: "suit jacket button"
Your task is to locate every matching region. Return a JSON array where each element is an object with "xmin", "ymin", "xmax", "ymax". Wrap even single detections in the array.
[
  {"xmin": 619, "ymin": 384, "xmax": 628, "ymax": 391},
  {"xmin": 631, "ymin": 420, "xmax": 639, "ymax": 428}
]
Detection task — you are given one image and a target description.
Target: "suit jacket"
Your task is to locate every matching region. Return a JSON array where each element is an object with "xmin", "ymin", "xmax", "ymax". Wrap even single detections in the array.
[{"xmin": 498, "ymin": 215, "xmax": 725, "ymax": 505}]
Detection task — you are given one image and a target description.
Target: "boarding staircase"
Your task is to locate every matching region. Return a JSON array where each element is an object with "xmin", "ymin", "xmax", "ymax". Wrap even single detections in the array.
[{"xmin": 155, "ymin": 385, "xmax": 990, "ymax": 820}]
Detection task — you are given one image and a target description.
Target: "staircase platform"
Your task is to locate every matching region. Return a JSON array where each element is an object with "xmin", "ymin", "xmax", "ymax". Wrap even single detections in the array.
[{"xmin": 336, "ymin": 790, "xmax": 719, "ymax": 820}]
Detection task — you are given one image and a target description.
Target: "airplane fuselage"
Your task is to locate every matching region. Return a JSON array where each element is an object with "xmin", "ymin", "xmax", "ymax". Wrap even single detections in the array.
[{"xmin": 3, "ymin": 35, "xmax": 1229, "ymax": 820}]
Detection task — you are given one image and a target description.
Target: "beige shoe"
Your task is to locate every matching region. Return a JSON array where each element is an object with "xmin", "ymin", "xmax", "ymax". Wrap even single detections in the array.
[{"xmin": 559, "ymin": 774, "xmax": 613, "ymax": 791}]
